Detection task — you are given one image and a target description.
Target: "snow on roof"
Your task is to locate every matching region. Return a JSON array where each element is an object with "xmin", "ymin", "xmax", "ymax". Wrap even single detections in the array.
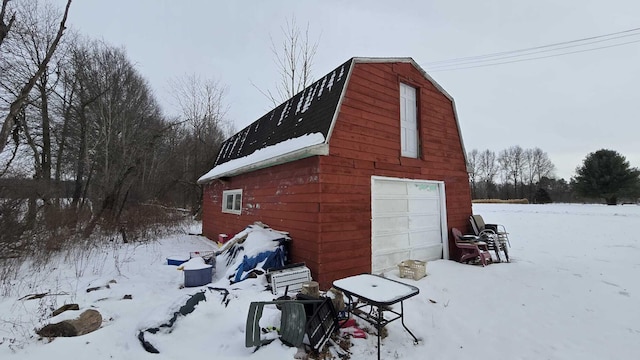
[{"xmin": 197, "ymin": 132, "xmax": 327, "ymax": 183}]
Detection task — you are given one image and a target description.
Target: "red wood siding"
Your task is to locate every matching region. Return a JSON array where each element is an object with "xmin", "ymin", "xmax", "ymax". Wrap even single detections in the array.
[
  {"xmin": 317, "ymin": 62, "xmax": 472, "ymax": 287},
  {"xmin": 201, "ymin": 156, "xmax": 322, "ymax": 270},
  {"xmin": 201, "ymin": 60, "xmax": 472, "ymax": 290}
]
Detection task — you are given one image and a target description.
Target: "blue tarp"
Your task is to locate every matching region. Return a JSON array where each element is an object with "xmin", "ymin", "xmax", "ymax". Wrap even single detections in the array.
[{"xmin": 233, "ymin": 247, "xmax": 285, "ymax": 283}]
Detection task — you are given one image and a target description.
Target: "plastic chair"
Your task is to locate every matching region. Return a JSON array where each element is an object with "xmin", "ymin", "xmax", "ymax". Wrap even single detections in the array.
[
  {"xmin": 245, "ymin": 301, "xmax": 307, "ymax": 349},
  {"xmin": 451, "ymin": 228, "xmax": 492, "ymax": 266},
  {"xmin": 246, "ymin": 298, "xmax": 335, "ymax": 350}
]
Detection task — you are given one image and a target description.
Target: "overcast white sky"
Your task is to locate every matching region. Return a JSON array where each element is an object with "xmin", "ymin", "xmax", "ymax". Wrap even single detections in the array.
[{"xmin": 61, "ymin": 0, "xmax": 640, "ymax": 180}]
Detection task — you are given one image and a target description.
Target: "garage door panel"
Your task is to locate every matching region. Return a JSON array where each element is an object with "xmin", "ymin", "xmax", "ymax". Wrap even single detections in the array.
[
  {"xmin": 409, "ymin": 229, "xmax": 442, "ymax": 247},
  {"xmin": 373, "ymin": 216, "xmax": 409, "ymax": 233},
  {"xmin": 408, "ymin": 214, "xmax": 440, "ymax": 231},
  {"xmin": 373, "ymin": 181, "xmax": 408, "ymax": 195},
  {"xmin": 372, "ymin": 233, "xmax": 410, "ymax": 252},
  {"xmin": 372, "ymin": 250, "xmax": 411, "ymax": 274},
  {"xmin": 407, "ymin": 182, "xmax": 439, "ymax": 196},
  {"xmin": 409, "ymin": 245, "xmax": 442, "ymax": 262},
  {"xmin": 408, "ymin": 198, "xmax": 439, "ymax": 213},
  {"xmin": 374, "ymin": 198, "xmax": 408, "ymax": 213}
]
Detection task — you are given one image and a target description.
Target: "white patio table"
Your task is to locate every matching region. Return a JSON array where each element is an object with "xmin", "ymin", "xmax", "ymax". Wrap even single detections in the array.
[{"xmin": 333, "ymin": 273, "xmax": 420, "ymax": 360}]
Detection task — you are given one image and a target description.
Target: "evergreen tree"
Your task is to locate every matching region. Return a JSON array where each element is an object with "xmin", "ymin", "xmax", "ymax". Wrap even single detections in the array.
[
  {"xmin": 533, "ymin": 188, "xmax": 552, "ymax": 204},
  {"xmin": 573, "ymin": 149, "xmax": 640, "ymax": 205}
]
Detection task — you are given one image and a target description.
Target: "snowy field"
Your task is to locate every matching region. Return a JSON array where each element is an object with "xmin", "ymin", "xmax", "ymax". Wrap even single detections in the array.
[{"xmin": 1, "ymin": 203, "xmax": 639, "ymax": 359}]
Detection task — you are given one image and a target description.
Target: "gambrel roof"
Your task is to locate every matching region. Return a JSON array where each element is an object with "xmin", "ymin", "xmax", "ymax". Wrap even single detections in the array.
[
  {"xmin": 198, "ymin": 58, "xmax": 352, "ymax": 183},
  {"xmin": 198, "ymin": 57, "xmax": 466, "ymax": 184}
]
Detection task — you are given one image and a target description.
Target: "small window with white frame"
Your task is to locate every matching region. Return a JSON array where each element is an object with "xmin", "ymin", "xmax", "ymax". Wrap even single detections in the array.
[{"xmin": 222, "ymin": 189, "xmax": 242, "ymax": 214}]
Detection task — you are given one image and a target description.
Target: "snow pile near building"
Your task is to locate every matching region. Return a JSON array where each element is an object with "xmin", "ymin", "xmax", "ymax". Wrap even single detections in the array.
[{"xmin": 218, "ymin": 222, "xmax": 290, "ymax": 284}]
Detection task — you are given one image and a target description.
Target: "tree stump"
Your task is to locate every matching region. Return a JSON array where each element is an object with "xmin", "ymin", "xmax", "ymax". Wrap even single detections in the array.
[
  {"xmin": 37, "ymin": 309, "xmax": 102, "ymax": 337},
  {"xmin": 301, "ymin": 281, "xmax": 320, "ymax": 298}
]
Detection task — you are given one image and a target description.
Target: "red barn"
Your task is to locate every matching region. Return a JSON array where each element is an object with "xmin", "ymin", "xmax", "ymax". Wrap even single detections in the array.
[{"xmin": 198, "ymin": 57, "xmax": 472, "ymax": 289}]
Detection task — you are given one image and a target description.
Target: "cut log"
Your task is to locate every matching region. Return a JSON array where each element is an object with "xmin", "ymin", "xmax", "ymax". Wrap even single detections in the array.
[{"xmin": 37, "ymin": 309, "xmax": 102, "ymax": 337}]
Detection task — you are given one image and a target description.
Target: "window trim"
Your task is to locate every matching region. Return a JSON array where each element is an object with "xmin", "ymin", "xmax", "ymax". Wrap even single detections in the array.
[
  {"xmin": 222, "ymin": 189, "xmax": 242, "ymax": 215},
  {"xmin": 399, "ymin": 82, "xmax": 420, "ymax": 159}
]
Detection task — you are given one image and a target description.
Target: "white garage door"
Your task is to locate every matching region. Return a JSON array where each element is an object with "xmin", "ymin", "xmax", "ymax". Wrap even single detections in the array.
[{"xmin": 371, "ymin": 176, "xmax": 448, "ymax": 274}]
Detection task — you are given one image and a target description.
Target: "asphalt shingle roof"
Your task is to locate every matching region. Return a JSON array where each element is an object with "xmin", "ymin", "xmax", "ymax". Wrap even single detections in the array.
[{"xmin": 213, "ymin": 58, "xmax": 353, "ymax": 168}]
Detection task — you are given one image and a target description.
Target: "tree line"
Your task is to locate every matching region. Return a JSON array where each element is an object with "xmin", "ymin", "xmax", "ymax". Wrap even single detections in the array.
[
  {"xmin": 467, "ymin": 146, "xmax": 560, "ymax": 202},
  {"xmin": 468, "ymin": 146, "xmax": 640, "ymax": 205},
  {"xmin": 0, "ymin": 0, "xmax": 231, "ymax": 249}
]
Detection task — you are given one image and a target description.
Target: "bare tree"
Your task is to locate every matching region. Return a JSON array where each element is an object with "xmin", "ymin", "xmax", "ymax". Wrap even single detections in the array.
[
  {"xmin": 521, "ymin": 147, "xmax": 555, "ymax": 200},
  {"xmin": 52, "ymin": 46, "xmax": 79, "ymax": 182},
  {"xmin": 522, "ymin": 148, "xmax": 536, "ymax": 198},
  {"xmin": 90, "ymin": 46, "xmax": 164, "ymax": 225},
  {"xmin": 0, "ymin": 2, "xmax": 217, "ymax": 253},
  {"xmin": 0, "ymin": 0, "xmax": 71, "ymax": 157},
  {"xmin": 0, "ymin": 0, "xmax": 16, "ymax": 49},
  {"xmin": 2, "ymin": 0, "xmax": 73, "ymax": 181},
  {"xmin": 64, "ymin": 40, "xmax": 105, "ymax": 209},
  {"xmin": 498, "ymin": 145, "xmax": 526, "ymax": 198},
  {"xmin": 47, "ymin": 41, "xmax": 167, "ymax": 235},
  {"xmin": 170, "ymin": 73, "xmax": 229, "ymax": 211},
  {"xmin": 0, "ymin": 0, "xmax": 73, "ymax": 234},
  {"xmin": 256, "ymin": 16, "xmax": 320, "ymax": 106},
  {"xmin": 172, "ymin": 74, "xmax": 228, "ymax": 136},
  {"xmin": 530, "ymin": 147, "xmax": 555, "ymax": 183},
  {"xmin": 467, "ymin": 149, "xmax": 479, "ymax": 198},
  {"xmin": 478, "ymin": 149, "xmax": 498, "ymax": 198}
]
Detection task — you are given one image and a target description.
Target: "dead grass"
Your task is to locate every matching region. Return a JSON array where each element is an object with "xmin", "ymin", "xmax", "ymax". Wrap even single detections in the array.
[
  {"xmin": 472, "ymin": 198, "xmax": 529, "ymax": 204},
  {"xmin": 0, "ymin": 201, "xmax": 192, "ymax": 297}
]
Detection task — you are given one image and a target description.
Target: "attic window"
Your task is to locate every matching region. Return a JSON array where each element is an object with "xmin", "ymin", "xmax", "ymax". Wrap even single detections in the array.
[{"xmin": 222, "ymin": 189, "xmax": 242, "ymax": 215}]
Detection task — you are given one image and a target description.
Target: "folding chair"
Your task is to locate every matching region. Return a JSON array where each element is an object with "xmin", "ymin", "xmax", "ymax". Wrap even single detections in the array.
[{"xmin": 470, "ymin": 215, "xmax": 510, "ymax": 262}]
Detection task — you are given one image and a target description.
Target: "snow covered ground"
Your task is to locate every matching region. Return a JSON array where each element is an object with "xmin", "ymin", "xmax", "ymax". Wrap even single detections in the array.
[{"xmin": 1, "ymin": 203, "xmax": 639, "ymax": 359}]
